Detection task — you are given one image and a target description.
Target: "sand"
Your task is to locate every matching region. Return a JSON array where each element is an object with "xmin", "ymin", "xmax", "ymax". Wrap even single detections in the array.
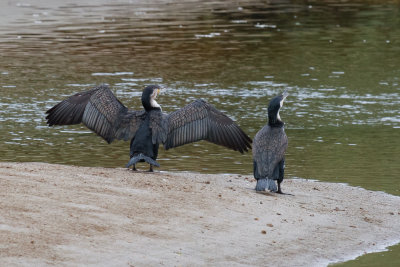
[{"xmin": 0, "ymin": 162, "xmax": 399, "ymax": 266}]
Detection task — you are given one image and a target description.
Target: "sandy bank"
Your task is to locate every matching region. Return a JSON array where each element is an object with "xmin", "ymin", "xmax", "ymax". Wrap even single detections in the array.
[{"xmin": 0, "ymin": 162, "xmax": 399, "ymax": 266}]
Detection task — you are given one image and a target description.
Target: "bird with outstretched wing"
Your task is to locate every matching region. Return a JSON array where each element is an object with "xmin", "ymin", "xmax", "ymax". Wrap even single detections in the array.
[{"xmin": 46, "ymin": 84, "xmax": 252, "ymax": 171}]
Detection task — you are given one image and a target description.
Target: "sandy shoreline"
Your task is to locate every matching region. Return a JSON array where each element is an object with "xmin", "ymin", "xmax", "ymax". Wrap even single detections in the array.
[{"xmin": 1, "ymin": 162, "xmax": 399, "ymax": 266}]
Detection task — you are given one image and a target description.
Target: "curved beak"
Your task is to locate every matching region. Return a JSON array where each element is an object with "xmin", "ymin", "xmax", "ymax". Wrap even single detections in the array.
[
  {"xmin": 157, "ymin": 86, "xmax": 166, "ymax": 97},
  {"xmin": 282, "ymin": 89, "xmax": 289, "ymax": 100},
  {"xmin": 279, "ymin": 89, "xmax": 289, "ymax": 108},
  {"xmin": 153, "ymin": 87, "xmax": 161, "ymax": 99}
]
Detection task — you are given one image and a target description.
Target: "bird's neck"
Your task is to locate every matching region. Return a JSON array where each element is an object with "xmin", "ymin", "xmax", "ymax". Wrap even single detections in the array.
[
  {"xmin": 150, "ymin": 99, "xmax": 161, "ymax": 110},
  {"xmin": 142, "ymin": 99, "xmax": 162, "ymax": 112},
  {"xmin": 268, "ymin": 114, "xmax": 284, "ymax": 127}
]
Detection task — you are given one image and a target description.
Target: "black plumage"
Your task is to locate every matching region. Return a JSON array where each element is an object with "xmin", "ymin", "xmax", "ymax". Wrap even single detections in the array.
[
  {"xmin": 253, "ymin": 90, "xmax": 289, "ymax": 193},
  {"xmin": 46, "ymin": 84, "xmax": 252, "ymax": 171}
]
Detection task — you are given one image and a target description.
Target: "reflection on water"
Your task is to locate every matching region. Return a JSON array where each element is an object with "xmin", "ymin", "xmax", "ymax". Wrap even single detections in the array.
[{"xmin": 1, "ymin": 1, "xmax": 400, "ymax": 265}]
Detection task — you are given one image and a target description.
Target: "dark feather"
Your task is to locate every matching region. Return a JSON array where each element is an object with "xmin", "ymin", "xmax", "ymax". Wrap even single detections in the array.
[
  {"xmin": 252, "ymin": 125, "xmax": 288, "ymax": 179},
  {"xmin": 45, "ymin": 84, "xmax": 145, "ymax": 143},
  {"xmin": 163, "ymin": 99, "xmax": 251, "ymax": 153}
]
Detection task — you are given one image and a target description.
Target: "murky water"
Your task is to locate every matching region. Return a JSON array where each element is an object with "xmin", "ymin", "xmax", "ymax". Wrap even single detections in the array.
[{"xmin": 1, "ymin": 0, "xmax": 399, "ymax": 265}]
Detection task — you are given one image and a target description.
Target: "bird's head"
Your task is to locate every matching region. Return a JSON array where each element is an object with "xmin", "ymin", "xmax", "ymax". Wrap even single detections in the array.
[
  {"xmin": 142, "ymin": 85, "xmax": 162, "ymax": 111},
  {"xmin": 268, "ymin": 89, "xmax": 288, "ymax": 126}
]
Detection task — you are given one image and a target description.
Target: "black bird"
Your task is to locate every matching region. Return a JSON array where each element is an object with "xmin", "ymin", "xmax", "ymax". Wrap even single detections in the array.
[
  {"xmin": 46, "ymin": 84, "xmax": 252, "ymax": 171},
  {"xmin": 253, "ymin": 90, "xmax": 289, "ymax": 193}
]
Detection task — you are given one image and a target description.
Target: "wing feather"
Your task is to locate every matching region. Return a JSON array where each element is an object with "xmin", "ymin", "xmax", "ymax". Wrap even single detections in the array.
[
  {"xmin": 163, "ymin": 99, "xmax": 251, "ymax": 153},
  {"xmin": 46, "ymin": 84, "xmax": 145, "ymax": 143}
]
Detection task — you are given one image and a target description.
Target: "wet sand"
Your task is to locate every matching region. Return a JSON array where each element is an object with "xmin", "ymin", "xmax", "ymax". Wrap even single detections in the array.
[{"xmin": 1, "ymin": 162, "xmax": 399, "ymax": 266}]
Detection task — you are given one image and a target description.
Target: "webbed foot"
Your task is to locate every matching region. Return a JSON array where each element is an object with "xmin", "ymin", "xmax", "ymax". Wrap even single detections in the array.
[
  {"xmin": 148, "ymin": 165, "xmax": 154, "ymax": 172},
  {"xmin": 276, "ymin": 182, "xmax": 293, "ymax": 195},
  {"xmin": 275, "ymin": 190, "xmax": 294, "ymax": 196}
]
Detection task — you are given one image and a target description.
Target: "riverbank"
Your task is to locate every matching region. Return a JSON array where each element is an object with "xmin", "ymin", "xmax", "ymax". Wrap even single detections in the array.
[{"xmin": 1, "ymin": 162, "xmax": 399, "ymax": 266}]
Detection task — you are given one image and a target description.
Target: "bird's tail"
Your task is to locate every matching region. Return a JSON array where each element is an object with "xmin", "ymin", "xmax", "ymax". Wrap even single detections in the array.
[
  {"xmin": 126, "ymin": 153, "xmax": 160, "ymax": 168},
  {"xmin": 255, "ymin": 178, "xmax": 277, "ymax": 192}
]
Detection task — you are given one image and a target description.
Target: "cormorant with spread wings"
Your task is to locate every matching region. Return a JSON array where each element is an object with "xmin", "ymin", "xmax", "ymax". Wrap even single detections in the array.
[{"xmin": 46, "ymin": 84, "xmax": 252, "ymax": 171}]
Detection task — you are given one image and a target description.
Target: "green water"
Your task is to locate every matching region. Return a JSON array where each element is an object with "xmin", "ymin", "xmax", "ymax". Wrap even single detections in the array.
[{"xmin": 1, "ymin": 1, "xmax": 399, "ymax": 265}]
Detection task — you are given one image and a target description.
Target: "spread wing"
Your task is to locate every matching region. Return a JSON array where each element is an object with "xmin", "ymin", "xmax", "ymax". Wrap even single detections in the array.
[
  {"xmin": 253, "ymin": 125, "xmax": 288, "ymax": 179},
  {"xmin": 45, "ymin": 84, "xmax": 145, "ymax": 143},
  {"xmin": 163, "ymin": 99, "xmax": 252, "ymax": 153}
]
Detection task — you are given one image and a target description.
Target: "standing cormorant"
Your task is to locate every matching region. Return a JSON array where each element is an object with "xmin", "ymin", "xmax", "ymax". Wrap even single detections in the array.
[
  {"xmin": 46, "ymin": 84, "xmax": 252, "ymax": 171},
  {"xmin": 253, "ymin": 90, "xmax": 289, "ymax": 193}
]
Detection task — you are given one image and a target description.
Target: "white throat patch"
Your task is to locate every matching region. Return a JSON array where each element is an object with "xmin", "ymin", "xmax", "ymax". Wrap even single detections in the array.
[
  {"xmin": 278, "ymin": 96, "xmax": 286, "ymax": 121},
  {"xmin": 150, "ymin": 99, "xmax": 161, "ymax": 109},
  {"xmin": 150, "ymin": 89, "xmax": 161, "ymax": 110}
]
